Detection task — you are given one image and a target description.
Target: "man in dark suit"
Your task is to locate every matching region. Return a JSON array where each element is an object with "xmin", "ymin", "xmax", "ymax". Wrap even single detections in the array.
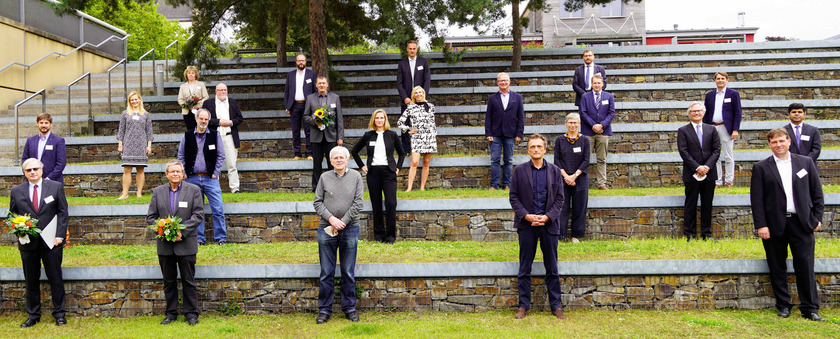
[
  {"xmin": 9, "ymin": 158, "xmax": 68, "ymax": 328},
  {"xmin": 750, "ymin": 128, "xmax": 825, "ymax": 322},
  {"xmin": 21, "ymin": 113, "xmax": 66, "ymax": 183},
  {"xmin": 147, "ymin": 159, "xmax": 205, "ymax": 326},
  {"xmin": 304, "ymin": 76, "xmax": 345, "ymax": 191},
  {"xmin": 677, "ymin": 102, "xmax": 721, "ymax": 241},
  {"xmin": 579, "ymin": 74, "xmax": 615, "ymax": 190},
  {"xmin": 396, "ymin": 40, "xmax": 431, "ymax": 155},
  {"xmin": 572, "ymin": 49, "xmax": 606, "ymax": 107},
  {"xmin": 783, "ymin": 103, "xmax": 821, "ymax": 163},
  {"xmin": 509, "ymin": 134, "xmax": 566, "ymax": 320},
  {"xmin": 203, "ymin": 83, "xmax": 244, "ymax": 193},
  {"xmin": 703, "ymin": 71, "xmax": 742, "ymax": 188},
  {"xmin": 485, "ymin": 72, "xmax": 525, "ymax": 190},
  {"xmin": 284, "ymin": 53, "xmax": 318, "ymax": 160}
]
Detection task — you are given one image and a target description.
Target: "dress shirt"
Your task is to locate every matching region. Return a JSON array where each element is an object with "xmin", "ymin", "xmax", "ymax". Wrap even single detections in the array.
[
  {"xmin": 193, "ymin": 131, "xmax": 208, "ymax": 174},
  {"xmin": 37, "ymin": 132, "xmax": 50, "ymax": 160},
  {"xmin": 585, "ymin": 65, "xmax": 592, "ymax": 90},
  {"xmin": 501, "ymin": 91, "xmax": 510, "ymax": 110},
  {"xmin": 790, "ymin": 122, "xmax": 802, "ymax": 147},
  {"xmin": 169, "ymin": 182, "xmax": 182, "ymax": 215},
  {"xmin": 594, "ymin": 91, "xmax": 602, "ymax": 109},
  {"xmin": 295, "ymin": 70, "xmax": 306, "ymax": 101},
  {"xmin": 692, "ymin": 121, "xmax": 703, "ymax": 146},
  {"xmin": 371, "ymin": 131, "xmax": 388, "ymax": 166},
  {"xmin": 215, "ymin": 97, "xmax": 231, "ymax": 135},
  {"xmin": 28, "ymin": 178, "xmax": 43, "ymax": 203},
  {"xmin": 319, "ymin": 93, "xmax": 328, "ymax": 107},
  {"xmin": 409, "ymin": 57, "xmax": 416, "ymax": 86},
  {"xmin": 772, "ymin": 152, "xmax": 796, "ymax": 213},
  {"xmin": 531, "ymin": 161, "xmax": 548, "ymax": 215},
  {"xmin": 712, "ymin": 88, "xmax": 726, "ymax": 123}
]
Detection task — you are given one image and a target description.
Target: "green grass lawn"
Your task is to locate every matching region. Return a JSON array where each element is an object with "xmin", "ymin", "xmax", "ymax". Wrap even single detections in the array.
[
  {"xmin": 1, "ymin": 238, "xmax": 838, "ymax": 267},
  {"xmin": 0, "ymin": 310, "xmax": 838, "ymax": 338}
]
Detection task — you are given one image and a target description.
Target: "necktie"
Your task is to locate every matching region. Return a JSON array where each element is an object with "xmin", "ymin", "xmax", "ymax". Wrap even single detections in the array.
[
  {"xmin": 696, "ymin": 124, "xmax": 703, "ymax": 147},
  {"xmin": 795, "ymin": 125, "xmax": 801, "ymax": 148},
  {"xmin": 594, "ymin": 92, "xmax": 601, "ymax": 109},
  {"xmin": 33, "ymin": 184, "xmax": 39, "ymax": 212},
  {"xmin": 585, "ymin": 66, "xmax": 591, "ymax": 89}
]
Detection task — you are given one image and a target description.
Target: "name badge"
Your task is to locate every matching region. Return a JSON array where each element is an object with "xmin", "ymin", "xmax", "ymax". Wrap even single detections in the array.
[
  {"xmin": 596, "ymin": 72, "xmax": 602, "ymax": 77},
  {"xmin": 306, "ymin": 78, "xmax": 312, "ymax": 83},
  {"xmin": 330, "ymin": 103, "xmax": 336, "ymax": 109},
  {"xmin": 797, "ymin": 169, "xmax": 808, "ymax": 178},
  {"xmin": 724, "ymin": 98, "xmax": 732, "ymax": 103},
  {"xmin": 132, "ymin": 115, "xmax": 140, "ymax": 120},
  {"xmin": 45, "ymin": 145, "xmax": 54, "ymax": 151},
  {"xmin": 179, "ymin": 201, "xmax": 188, "ymax": 208},
  {"xmin": 417, "ymin": 66, "xmax": 424, "ymax": 70},
  {"xmin": 209, "ymin": 144, "xmax": 216, "ymax": 150},
  {"xmin": 601, "ymin": 100, "xmax": 609, "ymax": 105},
  {"xmin": 801, "ymin": 135, "xmax": 811, "ymax": 141},
  {"xmin": 44, "ymin": 195, "xmax": 54, "ymax": 204},
  {"xmin": 369, "ymin": 141, "xmax": 376, "ymax": 146},
  {"xmin": 573, "ymin": 147, "xmax": 582, "ymax": 153}
]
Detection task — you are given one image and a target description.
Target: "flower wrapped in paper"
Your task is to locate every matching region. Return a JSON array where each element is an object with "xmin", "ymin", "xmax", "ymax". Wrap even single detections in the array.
[
  {"xmin": 3, "ymin": 212, "xmax": 41, "ymax": 245},
  {"xmin": 148, "ymin": 215, "xmax": 187, "ymax": 242},
  {"xmin": 312, "ymin": 104, "xmax": 335, "ymax": 130}
]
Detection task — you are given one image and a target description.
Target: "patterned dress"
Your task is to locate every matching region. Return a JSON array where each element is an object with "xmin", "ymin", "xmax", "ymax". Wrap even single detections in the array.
[
  {"xmin": 117, "ymin": 110, "xmax": 154, "ymax": 166},
  {"xmin": 398, "ymin": 102, "xmax": 437, "ymax": 153}
]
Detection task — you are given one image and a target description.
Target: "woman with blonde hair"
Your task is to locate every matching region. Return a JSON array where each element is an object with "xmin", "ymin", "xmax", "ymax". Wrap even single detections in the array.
[
  {"xmin": 178, "ymin": 65, "xmax": 209, "ymax": 130},
  {"xmin": 553, "ymin": 113, "xmax": 590, "ymax": 243},
  {"xmin": 351, "ymin": 109, "xmax": 405, "ymax": 243},
  {"xmin": 398, "ymin": 86, "xmax": 437, "ymax": 191},
  {"xmin": 117, "ymin": 91, "xmax": 154, "ymax": 199}
]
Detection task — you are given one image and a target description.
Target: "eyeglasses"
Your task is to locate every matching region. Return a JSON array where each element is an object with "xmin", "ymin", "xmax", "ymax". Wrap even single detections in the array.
[
  {"xmin": 689, "ymin": 110, "xmax": 704, "ymax": 113},
  {"xmin": 24, "ymin": 168, "xmax": 41, "ymax": 173}
]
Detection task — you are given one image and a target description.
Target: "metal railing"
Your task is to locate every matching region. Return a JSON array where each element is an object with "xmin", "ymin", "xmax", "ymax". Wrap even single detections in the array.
[
  {"xmin": 66, "ymin": 73, "xmax": 92, "ymax": 137},
  {"xmin": 164, "ymin": 39, "xmax": 180, "ymax": 82},
  {"xmin": 0, "ymin": 34, "xmax": 129, "ymax": 75},
  {"xmin": 107, "ymin": 59, "xmax": 128, "ymax": 114},
  {"xmin": 138, "ymin": 49, "xmax": 156, "ymax": 95},
  {"xmin": 13, "ymin": 89, "xmax": 46, "ymax": 165}
]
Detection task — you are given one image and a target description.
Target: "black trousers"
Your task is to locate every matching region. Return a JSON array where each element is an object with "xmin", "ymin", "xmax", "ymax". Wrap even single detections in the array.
[
  {"xmin": 311, "ymin": 140, "xmax": 337, "ymax": 191},
  {"xmin": 159, "ymin": 254, "xmax": 199, "ymax": 317},
  {"xmin": 368, "ymin": 165, "xmax": 398, "ymax": 242},
  {"xmin": 20, "ymin": 239, "xmax": 65, "ymax": 319},
  {"xmin": 559, "ymin": 184, "xmax": 589, "ymax": 239},
  {"xmin": 517, "ymin": 226, "xmax": 562, "ymax": 311},
  {"xmin": 762, "ymin": 216, "xmax": 820, "ymax": 314},
  {"xmin": 400, "ymin": 103, "xmax": 412, "ymax": 156},
  {"xmin": 683, "ymin": 179, "xmax": 715, "ymax": 239},
  {"xmin": 289, "ymin": 101, "xmax": 312, "ymax": 157}
]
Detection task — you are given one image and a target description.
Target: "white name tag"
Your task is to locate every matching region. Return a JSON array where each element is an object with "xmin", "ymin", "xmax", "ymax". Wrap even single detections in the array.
[
  {"xmin": 596, "ymin": 72, "xmax": 602, "ymax": 77},
  {"xmin": 417, "ymin": 66, "xmax": 424, "ymax": 70},
  {"xmin": 306, "ymin": 78, "xmax": 312, "ymax": 83},
  {"xmin": 369, "ymin": 141, "xmax": 376, "ymax": 146},
  {"xmin": 132, "ymin": 115, "xmax": 140, "ymax": 120},
  {"xmin": 330, "ymin": 103, "xmax": 336, "ymax": 109},
  {"xmin": 573, "ymin": 147, "xmax": 582, "ymax": 153},
  {"xmin": 724, "ymin": 98, "xmax": 732, "ymax": 103},
  {"xmin": 209, "ymin": 144, "xmax": 216, "ymax": 150},
  {"xmin": 601, "ymin": 100, "xmax": 609, "ymax": 105},
  {"xmin": 45, "ymin": 145, "xmax": 54, "ymax": 151},
  {"xmin": 801, "ymin": 135, "xmax": 811, "ymax": 141},
  {"xmin": 179, "ymin": 201, "xmax": 188, "ymax": 208},
  {"xmin": 797, "ymin": 169, "xmax": 808, "ymax": 178},
  {"xmin": 44, "ymin": 195, "xmax": 54, "ymax": 204}
]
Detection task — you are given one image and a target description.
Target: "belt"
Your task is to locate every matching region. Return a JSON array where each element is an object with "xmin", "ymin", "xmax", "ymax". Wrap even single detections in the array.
[
  {"xmin": 786, "ymin": 212, "xmax": 796, "ymax": 218},
  {"xmin": 713, "ymin": 122, "xmax": 724, "ymax": 126},
  {"xmin": 220, "ymin": 132, "xmax": 230, "ymax": 136},
  {"xmin": 296, "ymin": 100, "xmax": 305, "ymax": 103},
  {"xmin": 195, "ymin": 173, "xmax": 208, "ymax": 176}
]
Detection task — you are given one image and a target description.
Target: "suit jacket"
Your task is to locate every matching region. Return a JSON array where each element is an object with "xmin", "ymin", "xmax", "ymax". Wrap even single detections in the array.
[
  {"xmin": 203, "ymin": 97, "xmax": 244, "ymax": 148},
  {"xmin": 303, "ymin": 92, "xmax": 344, "ymax": 142},
  {"xmin": 22, "ymin": 133, "xmax": 66, "ymax": 183},
  {"xmin": 784, "ymin": 123, "xmax": 821, "ymax": 162},
  {"xmin": 284, "ymin": 69, "xmax": 318, "ymax": 110},
  {"xmin": 572, "ymin": 63, "xmax": 607, "ymax": 107},
  {"xmin": 146, "ymin": 182, "xmax": 204, "ymax": 256},
  {"xmin": 350, "ymin": 130, "xmax": 405, "ymax": 172},
  {"xmin": 9, "ymin": 179, "xmax": 68, "ymax": 250},
  {"xmin": 750, "ymin": 153, "xmax": 823, "ymax": 237},
  {"xmin": 509, "ymin": 161, "xmax": 565, "ymax": 235},
  {"xmin": 702, "ymin": 88, "xmax": 742, "ymax": 134},
  {"xmin": 396, "ymin": 57, "xmax": 431, "ymax": 102},
  {"xmin": 485, "ymin": 91, "xmax": 525, "ymax": 138},
  {"xmin": 677, "ymin": 123, "xmax": 721, "ymax": 183},
  {"xmin": 178, "ymin": 81, "xmax": 209, "ymax": 115},
  {"xmin": 579, "ymin": 90, "xmax": 616, "ymax": 136}
]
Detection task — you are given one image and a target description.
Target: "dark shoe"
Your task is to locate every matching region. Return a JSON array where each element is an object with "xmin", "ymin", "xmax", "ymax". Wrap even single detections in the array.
[
  {"xmin": 777, "ymin": 307, "xmax": 790, "ymax": 318},
  {"xmin": 686, "ymin": 237, "xmax": 693, "ymax": 242},
  {"xmin": 199, "ymin": 241, "xmax": 206, "ymax": 246},
  {"xmin": 55, "ymin": 316, "xmax": 67, "ymax": 326},
  {"xmin": 20, "ymin": 318, "xmax": 39, "ymax": 328},
  {"xmin": 514, "ymin": 307, "xmax": 528, "ymax": 319},
  {"xmin": 552, "ymin": 308, "xmax": 567, "ymax": 319},
  {"xmin": 802, "ymin": 313, "xmax": 825, "ymax": 322},
  {"xmin": 160, "ymin": 316, "xmax": 177, "ymax": 325},
  {"xmin": 217, "ymin": 240, "xmax": 226, "ymax": 246},
  {"xmin": 186, "ymin": 315, "xmax": 199, "ymax": 326},
  {"xmin": 316, "ymin": 313, "xmax": 331, "ymax": 324},
  {"xmin": 345, "ymin": 311, "xmax": 359, "ymax": 322},
  {"xmin": 385, "ymin": 236, "xmax": 396, "ymax": 244}
]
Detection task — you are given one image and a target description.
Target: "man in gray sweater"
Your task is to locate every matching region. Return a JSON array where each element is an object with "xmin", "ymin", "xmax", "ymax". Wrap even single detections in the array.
[{"xmin": 313, "ymin": 146, "xmax": 364, "ymax": 324}]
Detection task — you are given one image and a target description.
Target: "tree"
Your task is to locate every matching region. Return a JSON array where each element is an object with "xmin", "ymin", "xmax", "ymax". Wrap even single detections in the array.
[
  {"xmin": 511, "ymin": 0, "xmax": 522, "ymax": 71},
  {"xmin": 308, "ymin": 0, "xmax": 328, "ymax": 78}
]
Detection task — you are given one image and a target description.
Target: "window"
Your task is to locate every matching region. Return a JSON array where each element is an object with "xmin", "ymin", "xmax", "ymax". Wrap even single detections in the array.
[
  {"xmin": 558, "ymin": 7, "xmax": 583, "ymax": 19},
  {"xmin": 600, "ymin": 0, "xmax": 624, "ymax": 17}
]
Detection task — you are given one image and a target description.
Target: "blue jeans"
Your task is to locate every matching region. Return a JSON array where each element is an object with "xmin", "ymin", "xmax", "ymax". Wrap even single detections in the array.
[
  {"xmin": 185, "ymin": 175, "xmax": 227, "ymax": 243},
  {"xmin": 490, "ymin": 136, "xmax": 515, "ymax": 189},
  {"xmin": 317, "ymin": 222, "xmax": 359, "ymax": 315}
]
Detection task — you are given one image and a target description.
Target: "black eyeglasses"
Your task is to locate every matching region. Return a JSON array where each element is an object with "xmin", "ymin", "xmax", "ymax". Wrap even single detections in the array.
[{"xmin": 24, "ymin": 168, "xmax": 41, "ymax": 173}]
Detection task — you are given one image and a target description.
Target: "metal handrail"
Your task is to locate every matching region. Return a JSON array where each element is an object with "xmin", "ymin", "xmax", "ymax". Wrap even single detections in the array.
[
  {"xmin": 14, "ymin": 89, "xmax": 47, "ymax": 165},
  {"xmin": 0, "ymin": 34, "xmax": 130, "ymax": 75},
  {"xmin": 138, "ymin": 49, "xmax": 156, "ymax": 95},
  {"xmin": 66, "ymin": 72, "xmax": 92, "ymax": 137},
  {"xmin": 107, "ymin": 58, "xmax": 127, "ymax": 114},
  {"xmin": 164, "ymin": 39, "xmax": 180, "ymax": 82}
]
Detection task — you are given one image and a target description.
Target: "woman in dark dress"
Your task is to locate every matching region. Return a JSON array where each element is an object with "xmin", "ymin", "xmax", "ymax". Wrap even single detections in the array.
[{"xmin": 553, "ymin": 113, "xmax": 590, "ymax": 243}]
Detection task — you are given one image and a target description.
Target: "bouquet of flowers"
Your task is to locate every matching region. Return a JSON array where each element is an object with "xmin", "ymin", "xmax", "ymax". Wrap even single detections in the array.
[
  {"xmin": 3, "ymin": 212, "xmax": 41, "ymax": 245},
  {"xmin": 181, "ymin": 93, "xmax": 202, "ymax": 114},
  {"xmin": 312, "ymin": 104, "xmax": 335, "ymax": 130},
  {"xmin": 148, "ymin": 215, "xmax": 186, "ymax": 242}
]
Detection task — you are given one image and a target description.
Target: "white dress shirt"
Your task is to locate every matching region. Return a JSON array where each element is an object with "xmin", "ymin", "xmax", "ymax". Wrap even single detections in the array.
[
  {"xmin": 215, "ymin": 97, "xmax": 230, "ymax": 135},
  {"xmin": 294, "ymin": 70, "xmax": 306, "ymax": 101},
  {"xmin": 408, "ymin": 57, "xmax": 416, "ymax": 85},
  {"xmin": 500, "ymin": 91, "xmax": 510, "ymax": 110},
  {"xmin": 37, "ymin": 132, "xmax": 51, "ymax": 160},
  {"xmin": 773, "ymin": 152, "xmax": 796, "ymax": 213},
  {"xmin": 713, "ymin": 87, "xmax": 726, "ymax": 123},
  {"xmin": 28, "ymin": 178, "xmax": 43, "ymax": 204},
  {"xmin": 371, "ymin": 131, "xmax": 388, "ymax": 166}
]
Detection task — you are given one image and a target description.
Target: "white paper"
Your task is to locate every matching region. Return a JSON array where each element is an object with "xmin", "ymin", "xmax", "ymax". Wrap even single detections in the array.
[
  {"xmin": 179, "ymin": 201, "xmax": 188, "ymax": 208},
  {"xmin": 306, "ymin": 78, "xmax": 312, "ymax": 83},
  {"xmin": 417, "ymin": 66, "xmax": 424, "ymax": 70},
  {"xmin": 18, "ymin": 234, "xmax": 30, "ymax": 245},
  {"xmin": 601, "ymin": 100, "xmax": 609, "ymax": 105},
  {"xmin": 132, "ymin": 115, "xmax": 140, "ymax": 120},
  {"xmin": 693, "ymin": 173, "xmax": 707, "ymax": 181},
  {"xmin": 330, "ymin": 103, "xmax": 336, "ymax": 109},
  {"xmin": 209, "ymin": 144, "xmax": 216, "ymax": 150},
  {"xmin": 573, "ymin": 147, "xmax": 582, "ymax": 153},
  {"xmin": 801, "ymin": 135, "xmax": 811, "ymax": 141},
  {"xmin": 797, "ymin": 169, "xmax": 808, "ymax": 178},
  {"xmin": 324, "ymin": 226, "xmax": 338, "ymax": 237},
  {"xmin": 44, "ymin": 195, "xmax": 54, "ymax": 204},
  {"xmin": 724, "ymin": 98, "xmax": 732, "ymax": 103},
  {"xmin": 41, "ymin": 216, "xmax": 57, "ymax": 249},
  {"xmin": 369, "ymin": 141, "xmax": 376, "ymax": 146},
  {"xmin": 45, "ymin": 145, "xmax": 54, "ymax": 151}
]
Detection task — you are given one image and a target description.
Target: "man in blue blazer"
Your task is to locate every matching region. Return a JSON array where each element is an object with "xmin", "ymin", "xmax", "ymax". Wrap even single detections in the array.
[
  {"xmin": 284, "ymin": 54, "xmax": 318, "ymax": 160},
  {"xmin": 702, "ymin": 71, "xmax": 742, "ymax": 188},
  {"xmin": 509, "ymin": 134, "xmax": 566, "ymax": 320},
  {"xmin": 21, "ymin": 113, "xmax": 66, "ymax": 183},
  {"xmin": 783, "ymin": 103, "xmax": 821, "ymax": 163},
  {"xmin": 485, "ymin": 72, "xmax": 525, "ymax": 190},
  {"xmin": 396, "ymin": 40, "xmax": 431, "ymax": 155},
  {"xmin": 579, "ymin": 74, "xmax": 615, "ymax": 190},
  {"xmin": 572, "ymin": 49, "xmax": 606, "ymax": 107}
]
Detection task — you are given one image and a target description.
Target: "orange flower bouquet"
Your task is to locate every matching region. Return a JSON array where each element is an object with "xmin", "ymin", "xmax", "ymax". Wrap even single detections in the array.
[
  {"xmin": 3, "ymin": 212, "xmax": 41, "ymax": 245},
  {"xmin": 148, "ymin": 215, "xmax": 186, "ymax": 242}
]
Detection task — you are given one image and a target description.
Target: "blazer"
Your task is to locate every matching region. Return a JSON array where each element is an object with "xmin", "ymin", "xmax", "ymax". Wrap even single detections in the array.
[
  {"xmin": 677, "ymin": 123, "xmax": 721, "ymax": 183},
  {"xmin": 485, "ymin": 91, "xmax": 525, "ymax": 138},
  {"xmin": 303, "ymin": 92, "xmax": 344, "ymax": 142},
  {"xmin": 21, "ymin": 133, "xmax": 66, "ymax": 183},
  {"xmin": 784, "ymin": 123, "xmax": 821, "ymax": 162},
  {"xmin": 351, "ymin": 130, "xmax": 405, "ymax": 172},
  {"xmin": 284, "ymin": 68, "xmax": 318, "ymax": 110},
  {"xmin": 553, "ymin": 135, "xmax": 590, "ymax": 191},
  {"xmin": 396, "ymin": 57, "xmax": 431, "ymax": 102},
  {"xmin": 9, "ymin": 179, "xmax": 68, "ymax": 250},
  {"xmin": 702, "ymin": 88, "xmax": 742, "ymax": 134},
  {"xmin": 202, "ymin": 97, "xmax": 245, "ymax": 148},
  {"xmin": 177, "ymin": 81, "xmax": 209, "ymax": 115},
  {"xmin": 146, "ymin": 182, "xmax": 205, "ymax": 256},
  {"xmin": 579, "ymin": 90, "xmax": 616, "ymax": 136},
  {"xmin": 750, "ymin": 153, "xmax": 824, "ymax": 237},
  {"xmin": 572, "ymin": 63, "xmax": 607, "ymax": 107},
  {"xmin": 509, "ymin": 161, "xmax": 565, "ymax": 235}
]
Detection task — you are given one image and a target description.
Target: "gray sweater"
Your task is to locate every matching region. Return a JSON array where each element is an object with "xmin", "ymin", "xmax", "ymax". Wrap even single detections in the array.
[{"xmin": 313, "ymin": 169, "xmax": 364, "ymax": 226}]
